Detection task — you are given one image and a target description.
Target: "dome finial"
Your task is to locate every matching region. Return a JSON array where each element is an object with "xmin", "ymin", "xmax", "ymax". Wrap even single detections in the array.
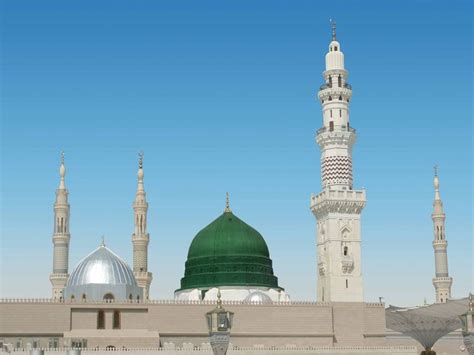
[
  {"xmin": 433, "ymin": 165, "xmax": 441, "ymax": 200},
  {"xmin": 101, "ymin": 235, "xmax": 106, "ymax": 247},
  {"xmin": 330, "ymin": 18, "xmax": 337, "ymax": 41},
  {"xmin": 224, "ymin": 192, "xmax": 232, "ymax": 213}
]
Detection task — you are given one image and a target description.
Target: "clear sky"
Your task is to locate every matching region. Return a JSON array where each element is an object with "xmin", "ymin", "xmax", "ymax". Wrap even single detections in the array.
[{"xmin": 1, "ymin": 0, "xmax": 472, "ymax": 306}]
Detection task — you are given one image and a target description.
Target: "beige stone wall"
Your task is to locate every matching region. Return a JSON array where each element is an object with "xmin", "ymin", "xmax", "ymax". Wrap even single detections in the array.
[{"xmin": 0, "ymin": 300, "xmax": 390, "ymax": 349}]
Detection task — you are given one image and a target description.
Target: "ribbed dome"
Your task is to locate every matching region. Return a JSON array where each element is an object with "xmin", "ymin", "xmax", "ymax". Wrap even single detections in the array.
[
  {"xmin": 178, "ymin": 210, "xmax": 281, "ymax": 291},
  {"xmin": 67, "ymin": 245, "xmax": 137, "ymax": 287}
]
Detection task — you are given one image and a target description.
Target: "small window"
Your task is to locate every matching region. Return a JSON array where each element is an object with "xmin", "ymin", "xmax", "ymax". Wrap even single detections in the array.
[
  {"xmin": 338, "ymin": 75, "xmax": 342, "ymax": 87},
  {"xmin": 330, "ymin": 109, "xmax": 333, "ymax": 118},
  {"xmin": 343, "ymin": 246, "xmax": 348, "ymax": 256},
  {"xmin": 322, "ymin": 288, "xmax": 325, "ymax": 302},
  {"xmin": 346, "ymin": 279, "xmax": 349, "ymax": 288},
  {"xmin": 338, "ymin": 95, "xmax": 342, "ymax": 101},
  {"xmin": 129, "ymin": 294, "xmax": 133, "ymax": 301},
  {"xmin": 82, "ymin": 294, "xmax": 86, "ymax": 302},
  {"xmin": 339, "ymin": 109, "xmax": 342, "ymax": 117},
  {"xmin": 329, "ymin": 76, "xmax": 333, "ymax": 87},
  {"xmin": 113, "ymin": 311, "xmax": 121, "ymax": 329},
  {"xmin": 70, "ymin": 295, "xmax": 75, "ymax": 301},
  {"xmin": 328, "ymin": 96, "xmax": 332, "ymax": 101},
  {"xmin": 335, "ymin": 46, "xmax": 338, "ymax": 51},
  {"xmin": 136, "ymin": 295, "xmax": 140, "ymax": 302},
  {"xmin": 329, "ymin": 121, "xmax": 334, "ymax": 131},
  {"xmin": 97, "ymin": 310, "xmax": 105, "ymax": 329}
]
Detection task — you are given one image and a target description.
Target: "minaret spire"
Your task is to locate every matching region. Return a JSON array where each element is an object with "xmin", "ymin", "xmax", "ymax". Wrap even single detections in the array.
[
  {"xmin": 311, "ymin": 22, "xmax": 366, "ymax": 302},
  {"xmin": 431, "ymin": 167, "xmax": 453, "ymax": 303},
  {"xmin": 131, "ymin": 151, "xmax": 153, "ymax": 299},
  {"xmin": 330, "ymin": 18, "xmax": 337, "ymax": 41},
  {"xmin": 50, "ymin": 151, "xmax": 71, "ymax": 300}
]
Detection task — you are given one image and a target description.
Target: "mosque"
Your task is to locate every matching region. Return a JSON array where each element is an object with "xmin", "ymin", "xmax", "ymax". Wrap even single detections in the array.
[{"xmin": 0, "ymin": 23, "xmax": 467, "ymax": 355}]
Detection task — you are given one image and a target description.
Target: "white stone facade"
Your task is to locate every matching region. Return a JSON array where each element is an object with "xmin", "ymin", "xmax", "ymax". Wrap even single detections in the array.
[{"xmin": 311, "ymin": 26, "xmax": 365, "ymax": 302}]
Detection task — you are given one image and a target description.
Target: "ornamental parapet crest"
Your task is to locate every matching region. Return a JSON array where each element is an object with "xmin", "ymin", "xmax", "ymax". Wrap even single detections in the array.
[
  {"xmin": 318, "ymin": 262, "xmax": 326, "ymax": 276},
  {"xmin": 341, "ymin": 256, "xmax": 354, "ymax": 274},
  {"xmin": 310, "ymin": 189, "xmax": 366, "ymax": 218}
]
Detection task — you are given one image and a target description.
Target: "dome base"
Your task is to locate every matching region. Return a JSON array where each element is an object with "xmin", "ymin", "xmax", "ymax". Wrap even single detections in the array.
[{"xmin": 174, "ymin": 286, "xmax": 290, "ymax": 303}]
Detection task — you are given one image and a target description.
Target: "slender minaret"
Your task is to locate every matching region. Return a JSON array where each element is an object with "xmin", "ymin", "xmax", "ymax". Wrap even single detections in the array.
[
  {"xmin": 131, "ymin": 152, "xmax": 153, "ymax": 299},
  {"xmin": 432, "ymin": 166, "xmax": 452, "ymax": 303},
  {"xmin": 310, "ymin": 20, "xmax": 366, "ymax": 302},
  {"xmin": 49, "ymin": 152, "xmax": 70, "ymax": 300}
]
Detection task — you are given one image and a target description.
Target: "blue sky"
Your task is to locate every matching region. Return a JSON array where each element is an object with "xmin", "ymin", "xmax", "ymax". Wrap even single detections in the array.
[{"xmin": 1, "ymin": 0, "xmax": 472, "ymax": 305}]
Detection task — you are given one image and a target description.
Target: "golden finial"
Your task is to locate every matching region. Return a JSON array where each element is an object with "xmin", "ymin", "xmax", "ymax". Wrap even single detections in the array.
[
  {"xmin": 138, "ymin": 151, "xmax": 144, "ymax": 169},
  {"xmin": 330, "ymin": 18, "xmax": 337, "ymax": 41},
  {"xmin": 101, "ymin": 235, "xmax": 106, "ymax": 247},
  {"xmin": 434, "ymin": 165, "xmax": 438, "ymax": 177},
  {"xmin": 60, "ymin": 151, "xmax": 65, "ymax": 165},
  {"xmin": 217, "ymin": 288, "xmax": 222, "ymax": 309},
  {"xmin": 224, "ymin": 192, "xmax": 232, "ymax": 213}
]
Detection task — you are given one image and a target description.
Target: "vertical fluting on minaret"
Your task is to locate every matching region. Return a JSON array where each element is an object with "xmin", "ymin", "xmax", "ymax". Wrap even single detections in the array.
[
  {"xmin": 132, "ymin": 152, "xmax": 153, "ymax": 299},
  {"xmin": 310, "ymin": 20, "xmax": 366, "ymax": 302},
  {"xmin": 431, "ymin": 166, "xmax": 453, "ymax": 303},
  {"xmin": 49, "ymin": 151, "xmax": 70, "ymax": 300}
]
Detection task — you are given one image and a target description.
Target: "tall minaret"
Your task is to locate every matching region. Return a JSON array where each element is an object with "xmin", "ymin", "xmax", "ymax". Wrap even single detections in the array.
[
  {"xmin": 310, "ymin": 20, "xmax": 366, "ymax": 302},
  {"xmin": 49, "ymin": 152, "xmax": 71, "ymax": 300},
  {"xmin": 431, "ymin": 166, "xmax": 453, "ymax": 303},
  {"xmin": 131, "ymin": 152, "xmax": 153, "ymax": 299}
]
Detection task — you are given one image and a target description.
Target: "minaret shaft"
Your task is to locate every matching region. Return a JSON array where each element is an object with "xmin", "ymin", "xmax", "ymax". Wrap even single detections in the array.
[
  {"xmin": 431, "ymin": 171, "xmax": 452, "ymax": 303},
  {"xmin": 310, "ymin": 25, "xmax": 366, "ymax": 302},
  {"xmin": 50, "ymin": 153, "xmax": 70, "ymax": 300},
  {"xmin": 132, "ymin": 153, "xmax": 153, "ymax": 299}
]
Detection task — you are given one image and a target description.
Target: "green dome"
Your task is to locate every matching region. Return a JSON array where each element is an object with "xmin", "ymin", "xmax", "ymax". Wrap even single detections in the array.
[{"xmin": 178, "ymin": 210, "xmax": 281, "ymax": 292}]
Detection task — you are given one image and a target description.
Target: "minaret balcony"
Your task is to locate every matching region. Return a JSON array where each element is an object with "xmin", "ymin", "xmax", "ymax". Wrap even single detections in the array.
[{"xmin": 311, "ymin": 188, "xmax": 366, "ymax": 217}]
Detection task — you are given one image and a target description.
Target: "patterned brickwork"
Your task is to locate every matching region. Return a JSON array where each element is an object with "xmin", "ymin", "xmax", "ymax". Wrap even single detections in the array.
[{"xmin": 321, "ymin": 155, "xmax": 353, "ymax": 188}]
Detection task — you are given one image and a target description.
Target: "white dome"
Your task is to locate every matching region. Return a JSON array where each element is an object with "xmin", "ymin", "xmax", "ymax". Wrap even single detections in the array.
[
  {"xmin": 67, "ymin": 245, "xmax": 137, "ymax": 287},
  {"xmin": 64, "ymin": 244, "xmax": 142, "ymax": 301},
  {"xmin": 243, "ymin": 291, "xmax": 273, "ymax": 304}
]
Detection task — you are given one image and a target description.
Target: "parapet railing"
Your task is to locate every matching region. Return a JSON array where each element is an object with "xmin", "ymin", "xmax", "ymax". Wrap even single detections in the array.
[
  {"xmin": 3, "ymin": 345, "xmax": 417, "ymax": 352},
  {"xmin": 0, "ymin": 298, "xmax": 384, "ymax": 307}
]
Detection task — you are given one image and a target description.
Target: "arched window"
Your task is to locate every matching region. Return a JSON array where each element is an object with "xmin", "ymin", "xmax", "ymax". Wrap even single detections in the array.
[
  {"xmin": 338, "ymin": 75, "xmax": 342, "ymax": 87},
  {"xmin": 335, "ymin": 46, "xmax": 338, "ymax": 51},
  {"xmin": 136, "ymin": 295, "xmax": 140, "ymax": 302},
  {"xmin": 338, "ymin": 95, "xmax": 342, "ymax": 101},
  {"xmin": 113, "ymin": 311, "xmax": 121, "ymax": 329},
  {"xmin": 343, "ymin": 246, "xmax": 348, "ymax": 256},
  {"xmin": 328, "ymin": 96, "xmax": 332, "ymax": 101},
  {"xmin": 129, "ymin": 294, "xmax": 133, "ymax": 301},
  {"xmin": 70, "ymin": 295, "xmax": 75, "ymax": 301},
  {"xmin": 329, "ymin": 76, "xmax": 333, "ymax": 87},
  {"xmin": 346, "ymin": 279, "xmax": 349, "ymax": 288},
  {"xmin": 330, "ymin": 109, "xmax": 333, "ymax": 118},
  {"xmin": 329, "ymin": 121, "xmax": 334, "ymax": 132},
  {"xmin": 97, "ymin": 310, "xmax": 105, "ymax": 329},
  {"xmin": 82, "ymin": 294, "xmax": 86, "ymax": 302},
  {"xmin": 339, "ymin": 109, "xmax": 342, "ymax": 117},
  {"xmin": 103, "ymin": 293, "xmax": 114, "ymax": 302}
]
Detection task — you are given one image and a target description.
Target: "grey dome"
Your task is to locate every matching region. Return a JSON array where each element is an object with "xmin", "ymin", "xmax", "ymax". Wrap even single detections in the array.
[
  {"xmin": 67, "ymin": 245, "xmax": 137, "ymax": 287},
  {"xmin": 243, "ymin": 291, "xmax": 273, "ymax": 304},
  {"xmin": 64, "ymin": 244, "xmax": 142, "ymax": 301}
]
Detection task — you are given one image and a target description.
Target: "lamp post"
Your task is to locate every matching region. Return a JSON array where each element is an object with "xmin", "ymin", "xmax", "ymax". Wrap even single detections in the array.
[
  {"xmin": 205, "ymin": 289, "xmax": 234, "ymax": 355},
  {"xmin": 459, "ymin": 293, "xmax": 474, "ymax": 355}
]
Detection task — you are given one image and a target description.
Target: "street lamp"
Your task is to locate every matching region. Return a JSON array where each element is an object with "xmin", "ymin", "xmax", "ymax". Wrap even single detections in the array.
[
  {"xmin": 459, "ymin": 293, "xmax": 474, "ymax": 355},
  {"xmin": 205, "ymin": 289, "xmax": 234, "ymax": 355}
]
